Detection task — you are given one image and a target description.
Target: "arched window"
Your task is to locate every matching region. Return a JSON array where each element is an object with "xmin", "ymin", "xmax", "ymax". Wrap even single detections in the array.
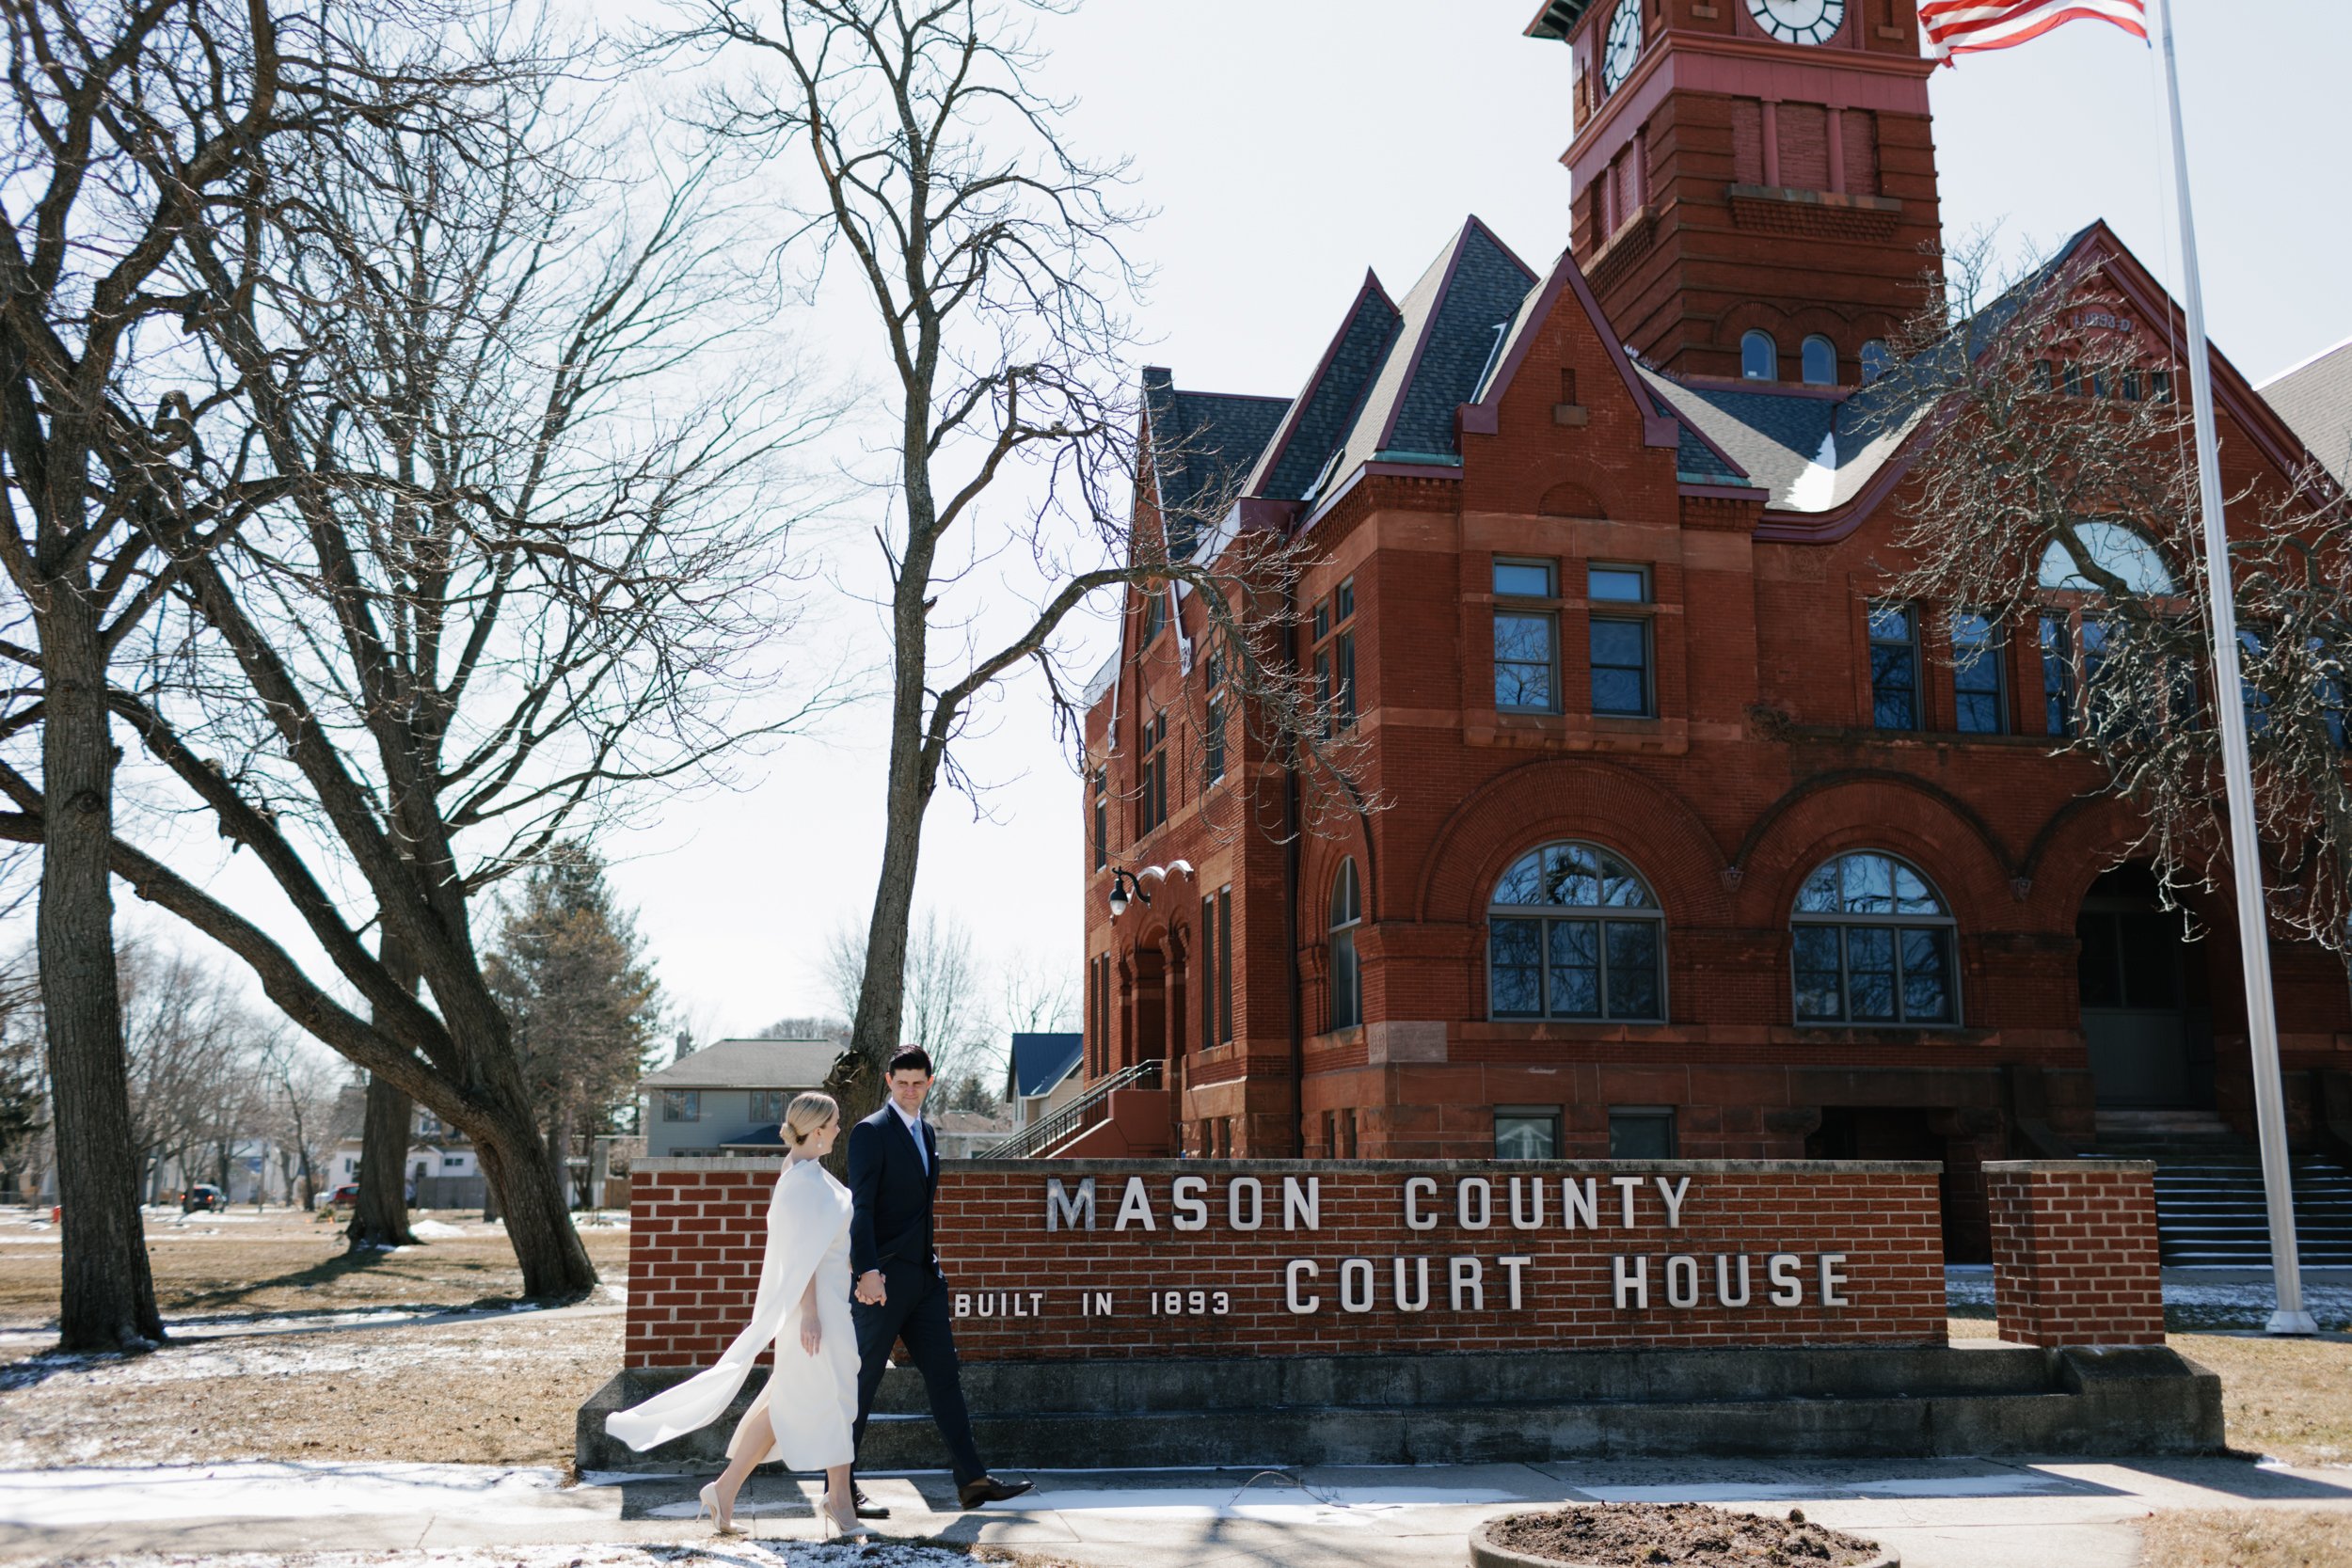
[
  {"xmin": 1791, "ymin": 852, "xmax": 1957, "ymax": 1026},
  {"xmin": 1801, "ymin": 335, "xmax": 1838, "ymax": 387},
  {"xmin": 2036, "ymin": 522, "xmax": 2176, "ymax": 595},
  {"xmin": 1488, "ymin": 842, "xmax": 1664, "ymax": 1022},
  {"xmin": 1328, "ymin": 859, "xmax": 1362, "ymax": 1031},
  {"xmin": 1740, "ymin": 330, "xmax": 1779, "ymax": 382},
  {"xmin": 1859, "ymin": 339, "xmax": 1892, "ymax": 384}
]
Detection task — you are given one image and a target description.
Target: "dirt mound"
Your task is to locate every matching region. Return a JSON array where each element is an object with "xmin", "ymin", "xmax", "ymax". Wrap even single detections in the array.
[{"xmin": 1486, "ymin": 1503, "xmax": 1884, "ymax": 1567}]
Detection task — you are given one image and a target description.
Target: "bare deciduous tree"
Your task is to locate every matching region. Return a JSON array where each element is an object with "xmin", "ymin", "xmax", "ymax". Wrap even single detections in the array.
[
  {"xmin": 663, "ymin": 0, "xmax": 1367, "ymax": 1133},
  {"xmin": 1872, "ymin": 234, "xmax": 2352, "ymax": 947},
  {"xmin": 0, "ymin": 15, "xmax": 833, "ymax": 1297},
  {"xmin": 822, "ymin": 908, "xmax": 992, "ymax": 1089}
]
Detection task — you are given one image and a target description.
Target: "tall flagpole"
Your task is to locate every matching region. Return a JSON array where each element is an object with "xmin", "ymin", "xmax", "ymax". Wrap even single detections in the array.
[{"xmin": 2152, "ymin": 0, "xmax": 2315, "ymax": 1336}]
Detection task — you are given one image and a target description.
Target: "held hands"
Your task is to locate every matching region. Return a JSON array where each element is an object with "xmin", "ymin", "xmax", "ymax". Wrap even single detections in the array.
[
  {"xmin": 800, "ymin": 1315, "xmax": 822, "ymax": 1356},
  {"xmin": 854, "ymin": 1269, "xmax": 888, "ymax": 1307}
]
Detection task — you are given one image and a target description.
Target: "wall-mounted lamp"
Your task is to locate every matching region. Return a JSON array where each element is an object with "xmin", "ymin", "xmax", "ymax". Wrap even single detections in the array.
[{"xmin": 1108, "ymin": 860, "xmax": 1194, "ymax": 918}]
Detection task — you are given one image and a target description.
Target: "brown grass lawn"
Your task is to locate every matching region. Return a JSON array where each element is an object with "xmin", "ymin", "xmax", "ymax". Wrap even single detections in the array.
[
  {"xmin": 2141, "ymin": 1509, "xmax": 2352, "ymax": 1568},
  {"xmin": 0, "ymin": 1208, "xmax": 630, "ymax": 1467}
]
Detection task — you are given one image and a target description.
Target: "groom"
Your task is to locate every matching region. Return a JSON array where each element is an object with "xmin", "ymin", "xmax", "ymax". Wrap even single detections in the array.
[{"xmin": 846, "ymin": 1045, "xmax": 1031, "ymax": 1516}]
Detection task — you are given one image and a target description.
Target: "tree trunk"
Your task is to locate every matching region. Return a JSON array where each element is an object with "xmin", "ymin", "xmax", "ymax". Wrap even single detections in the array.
[
  {"xmin": 40, "ymin": 591, "xmax": 163, "ymax": 1353},
  {"xmin": 348, "ymin": 934, "xmax": 419, "ymax": 1249},
  {"xmin": 471, "ymin": 1085, "xmax": 595, "ymax": 1297},
  {"xmin": 840, "ymin": 756, "xmax": 931, "ymax": 1170}
]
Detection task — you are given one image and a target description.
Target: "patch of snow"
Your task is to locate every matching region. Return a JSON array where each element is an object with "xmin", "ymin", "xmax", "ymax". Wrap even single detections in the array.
[
  {"xmin": 0, "ymin": 1236, "xmax": 59, "ymax": 1245},
  {"xmin": 72, "ymin": 1547, "xmax": 968, "ymax": 1568},
  {"xmin": 0, "ymin": 1463, "xmax": 569, "ymax": 1527},
  {"xmin": 1578, "ymin": 1483, "xmax": 1820, "ymax": 1504},
  {"xmin": 1785, "ymin": 429, "xmax": 1839, "ymax": 513},
  {"xmin": 407, "ymin": 1219, "xmax": 468, "ymax": 1239}
]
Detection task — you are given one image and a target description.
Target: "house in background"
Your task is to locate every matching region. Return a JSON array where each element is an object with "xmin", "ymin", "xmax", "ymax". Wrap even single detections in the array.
[
  {"xmin": 1004, "ymin": 1032, "xmax": 1085, "ymax": 1138},
  {"xmin": 326, "ymin": 1084, "xmax": 483, "ymax": 1209},
  {"xmin": 932, "ymin": 1108, "xmax": 1016, "ymax": 1160},
  {"xmin": 640, "ymin": 1038, "xmax": 842, "ymax": 1157}
]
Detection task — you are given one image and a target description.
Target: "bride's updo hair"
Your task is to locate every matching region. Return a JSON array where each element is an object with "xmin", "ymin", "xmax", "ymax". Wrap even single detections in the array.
[{"xmin": 783, "ymin": 1091, "xmax": 839, "ymax": 1151}]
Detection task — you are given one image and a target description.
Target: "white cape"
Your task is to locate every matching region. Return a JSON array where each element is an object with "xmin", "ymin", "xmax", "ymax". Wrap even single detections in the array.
[{"xmin": 604, "ymin": 1160, "xmax": 857, "ymax": 1469}]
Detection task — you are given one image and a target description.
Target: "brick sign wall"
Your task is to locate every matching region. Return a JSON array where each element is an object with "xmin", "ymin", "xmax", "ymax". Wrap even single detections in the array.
[
  {"xmin": 1985, "ymin": 1159, "xmax": 2166, "ymax": 1348},
  {"xmin": 626, "ymin": 1157, "xmax": 1947, "ymax": 1369}
]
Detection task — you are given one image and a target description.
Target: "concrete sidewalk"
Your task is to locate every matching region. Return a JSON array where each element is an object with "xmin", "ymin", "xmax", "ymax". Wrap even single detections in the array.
[{"xmin": 6, "ymin": 1455, "xmax": 2352, "ymax": 1567}]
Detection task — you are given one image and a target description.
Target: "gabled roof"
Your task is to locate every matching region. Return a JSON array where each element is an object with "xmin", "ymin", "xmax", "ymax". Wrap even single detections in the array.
[
  {"xmin": 1317, "ymin": 219, "xmax": 1541, "ymax": 493},
  {"xmin": 1141, "ymin": 369, "xmax": 1291, "ymax": 560},
  {"xmin": 1248, "ymin": 272, "xmax": 1404, "ymax": 502},
  {"xmin": 2264, "ymin": 335, "xmax": 2352, "ymax": 484},
  {"xmin": 1008, "ymin": 1031, "xmax": 1083, "ymax": 1100},
  {"xmin": 1630, "ymin": 221, "xmax": 2323, "ymax": 528},
  {"xmin": 642, "ymin": 1038, "xmax": 841, "ymax": 1091}
]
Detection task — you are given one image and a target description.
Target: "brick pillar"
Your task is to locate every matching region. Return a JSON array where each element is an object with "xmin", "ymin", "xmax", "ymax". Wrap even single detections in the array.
[{"xmin": 1984, "ymin": 1160, "xmax": 2165, "ymax": 1348}]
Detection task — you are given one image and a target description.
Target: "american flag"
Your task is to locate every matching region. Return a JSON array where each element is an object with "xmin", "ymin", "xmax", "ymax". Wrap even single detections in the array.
[{"xmin": 1918, "ymin": 0, "xmax": 2149, "ymax": 60}]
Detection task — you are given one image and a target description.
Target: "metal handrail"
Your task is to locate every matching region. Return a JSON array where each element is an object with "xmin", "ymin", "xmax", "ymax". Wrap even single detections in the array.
[{"xmin": 985, "ymin": 1058, "xmax": 1163, "ymax": 1160}]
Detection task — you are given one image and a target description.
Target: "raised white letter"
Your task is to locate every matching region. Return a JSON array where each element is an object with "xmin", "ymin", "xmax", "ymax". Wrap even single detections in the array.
[
  {"xmin": 1340, "ymin": 1258, "xmax": 1375, "ymax": 1313},
  {"xmin": 1404, "ymin": 1176, "xmax": 1439, "ymax": 1231},
  {"xmin": 1768, "ymin": 1253, "xmax": 1804, "ymax": 1307},
  {"xmin": 1715, "ymin": 1254, "xmax": 1752, "ymax": 1307},
  {"xmin": 1561, "ymin": 1178, "xmax": 1598, "ymax": 1230},
  {"xmin": 1171, "ymin": 1175, "xmax": 1209, "ymax": 1231},
  {"xmin": 1449, "ymin": 1256, "xmax": 1486, "ymax": 1311},
  {"xmin": 1229, "ymin": 1176, "xmax": 1264, "ymax": 1231},
  {"xmin": 1665, "ymin": 1255, "xmax": 1701, "ymax": 1309},
  {"xmin": 1613, "ymin": 1254, "xmax": 1649, "ymax": 1310},
  {"xmin": 1394, "ymin": 1256, "xmax": 1431, "ymax": 1313},
  {"xmin": 1114, "ymin": 1176, "xmax": 1156, "ymax": 1231},
  {"xmin": 1499, "ymin": 1255, "xmax": 1533, "ymax": 1310},
  {"xmin": 1457, "ymin": 1177, "xmax": 1493, "ymax": 1231},
  {"xmin": 1285, "ymin": 1259, "xmax": 1321, "ymax": 1315},
  {"xmin": 1655, "ymin": 1176, "xmax": 1690, "ymax": 1228},
  {"xmin": 1045, "ymin": 1178, "xmax": 1096, "ymax": 1232},
  {"xmin": 1509, "ymin": 1176, "xmax": 1545, "ymax": 1229},
  {"xmin": 1613, "ymin": 1175, "xmax": 1644, "ymax": 1228},
  {"xmin": 1819, "ymin": 1254, "xmax": 1850, "ymax": 1307},
  {"xmin": 1284, "ymin": 1176, "xmax": 1322, "ymax": 1232}
]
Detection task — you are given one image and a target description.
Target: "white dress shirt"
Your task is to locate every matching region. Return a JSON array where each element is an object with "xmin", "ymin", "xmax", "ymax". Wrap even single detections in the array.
[{"xmin": 893, "ymin": 1101, "xmax": 929, "ymax": 1174}]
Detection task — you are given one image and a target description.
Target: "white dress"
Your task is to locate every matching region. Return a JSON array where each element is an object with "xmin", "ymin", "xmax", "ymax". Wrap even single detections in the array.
[{"xmin": 605, "ymin": 1158, "xmax": 858, "ymax": 1471}]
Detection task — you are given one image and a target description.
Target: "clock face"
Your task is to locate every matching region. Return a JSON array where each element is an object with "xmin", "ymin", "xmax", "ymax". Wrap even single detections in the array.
[
  {"xmin": 1601, "ymin": 0, "xmax": 1645, "ymax": 94},
  {"xmin": 1747, "ymin": 0, "xmax": 1847, "ymax": 45}
]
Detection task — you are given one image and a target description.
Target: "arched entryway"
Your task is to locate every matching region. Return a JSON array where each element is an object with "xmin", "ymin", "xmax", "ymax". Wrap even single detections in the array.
[{"xmin": 2077, "ymin": 865, "xmax": 2215, "ymax": 1108}]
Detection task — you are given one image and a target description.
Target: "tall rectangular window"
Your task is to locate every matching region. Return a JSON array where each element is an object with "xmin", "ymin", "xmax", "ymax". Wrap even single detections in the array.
[
  {"xmin": 1199, "ymin": 894, "xmax": 1217, "ymax": 1053},
  {"xmin": 1494, "ymin": 559, "xmax": 1558, "ymax": 712},
  {"xmin": 1590, "ymin": 563, "xmax": 1653, "ymax": 718},
  {"xmin": 2042, "ymin": 613, "xmax": 2075, "ymax": 736},
  {"xmin": 1091, "ymin": 768, "xmax": 1107, "ymax": 870},
  {"xmin": 1216, "ymin": 888, "xmax": 1232, "ymax": 1044},
  {"xmin": 1315, "ymin": 579, "xmax": 1359, "ymax": 734},
  {"xmin": 1952, "ymin": 611, "xmax": 2007, "ymax": 735},
  {"xmin": 1335, "ymin": 631, "xmax": 1357, "ymax": 730},
  {"xmin": 1608, "ymin": 1107, "xmax": 1677, "ymax": 1159},
  {"xmin": 1202, "ymin": 697, "xmax": 1225, "ymax": 784},
  {"xmin": 1868, "ymin": 602, "xmax": 1920, "ymax": 730},
  {"xmin": 1138, "ymin": 714, "xmax": 1168, "ymax": 833}
]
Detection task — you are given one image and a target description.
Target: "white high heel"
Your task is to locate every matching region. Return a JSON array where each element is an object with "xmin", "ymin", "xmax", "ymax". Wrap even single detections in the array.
[
  {"xmin": 698, "ymin": 1481, "xmax": 739, "ymax": 1533},
  {"xmin": 822, "ymin": 1492, "xmax": 871, "ymax": 1541}
]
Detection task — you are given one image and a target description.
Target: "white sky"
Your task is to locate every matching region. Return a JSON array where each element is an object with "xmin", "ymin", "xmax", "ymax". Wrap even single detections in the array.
[{"xmin": 79, "ymin": 1, "xmax": 2352, "ymax": 1071}]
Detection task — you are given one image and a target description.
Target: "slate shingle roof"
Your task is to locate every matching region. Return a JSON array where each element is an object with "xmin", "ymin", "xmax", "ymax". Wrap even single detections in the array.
[
  {"xmin": 1387, "ymin": 222, "xmax": 1541, "ymax": 458},
  {"xmin": 1141, "ymin": 368, "xmax": 1291, "ymax": 559},
  {"xmin": 1251, "ymin": 275, "xmax": 1404, "ymax": 501},
  {"xmin": 2264, "ymin": 336, "xmax": 2352, "ymax": 485}
]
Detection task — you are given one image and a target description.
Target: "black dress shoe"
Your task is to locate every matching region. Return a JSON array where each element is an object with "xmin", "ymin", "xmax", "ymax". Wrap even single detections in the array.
[
  {"xmin": 958, "ymin": 1475, "xmax": 1034, "ymax": 1509},
  {"xmin": 850, "ymin": 1483, "xmax": 891, "ymax": 1519}
]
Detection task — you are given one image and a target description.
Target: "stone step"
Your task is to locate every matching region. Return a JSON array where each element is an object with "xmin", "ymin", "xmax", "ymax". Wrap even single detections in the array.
[{"xmin": 576, "ymin": 1345, "xmax": 2224, "ymax": 1471}]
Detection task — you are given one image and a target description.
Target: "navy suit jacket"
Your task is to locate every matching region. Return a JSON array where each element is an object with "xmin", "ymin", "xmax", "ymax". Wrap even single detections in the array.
[{"xmin": 847, "ymin": 1103, "xmax": 940, "ymax": 1278}]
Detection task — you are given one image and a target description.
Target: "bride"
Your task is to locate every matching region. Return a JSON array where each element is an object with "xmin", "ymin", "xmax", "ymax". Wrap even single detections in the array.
[{"xmin": 605, "ymin": 1091, "xmax": 865, "ymax": 1538}]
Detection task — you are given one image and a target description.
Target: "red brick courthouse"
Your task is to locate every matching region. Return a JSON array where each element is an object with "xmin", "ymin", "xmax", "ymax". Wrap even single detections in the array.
[{"xmin": 1074, "ymin": 1, "xmax": 2352, "ymax": 1261}]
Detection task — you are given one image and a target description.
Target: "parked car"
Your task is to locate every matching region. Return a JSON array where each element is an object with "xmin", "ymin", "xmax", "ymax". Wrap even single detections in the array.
[
  {"xmin": 323, "ymin": 1183, "xmax": 360, "ymax": 1211},
  {"xmin": 181, "ymin": 1184, "xmax": 223, "ymax": 1214}
]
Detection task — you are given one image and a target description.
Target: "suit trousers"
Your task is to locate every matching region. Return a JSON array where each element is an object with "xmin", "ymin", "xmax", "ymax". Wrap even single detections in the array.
[{"xmin": 850, "ymin": 1258, "xmax": 984, "ymax": 1485}]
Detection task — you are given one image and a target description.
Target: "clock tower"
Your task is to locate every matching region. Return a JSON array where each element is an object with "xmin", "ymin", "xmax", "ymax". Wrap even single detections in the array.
[{"xmin": 1527, "ymin": 0, "xmax": 1944, "ymax": 385}]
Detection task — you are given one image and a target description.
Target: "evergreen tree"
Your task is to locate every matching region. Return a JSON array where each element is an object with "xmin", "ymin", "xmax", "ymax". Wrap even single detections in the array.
[{"xmin": 485, "ymin": 846, "xmax": 662, "ymax": 1206}]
